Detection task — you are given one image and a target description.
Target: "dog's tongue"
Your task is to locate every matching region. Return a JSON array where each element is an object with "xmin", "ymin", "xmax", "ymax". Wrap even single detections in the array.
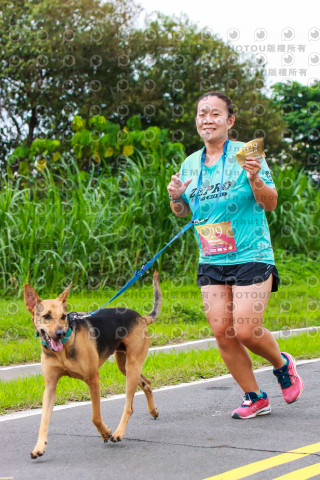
[{"xmin": 51, "ymin": 339, "xmax": 63, "ymax": 352}]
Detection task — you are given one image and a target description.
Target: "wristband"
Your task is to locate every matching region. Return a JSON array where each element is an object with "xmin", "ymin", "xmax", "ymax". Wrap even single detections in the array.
[{"xmin": 169, "ymin": 194, "xmax": 183, "ymax": 203}]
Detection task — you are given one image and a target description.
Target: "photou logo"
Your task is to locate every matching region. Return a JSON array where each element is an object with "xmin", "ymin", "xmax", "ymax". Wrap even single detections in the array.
[
  {"xmin": 308, "ymin": 28, "xmax": 320, "ymax": 41},
  {"xmin": 308, "ymin": 78, "xmax": 319, "ymax": 89},
  {"xmin": 281, "ymin": 54, "xmax": 295, "ymax": 66},
  {"xmin": 308, "ymin": 53, "xmax": 320, "ymax": 66},
  {"xmin": 227, "ymin": 28, "xmax": 240, "ymax": 41},
  {"xmin": 281, "ymin": 28, "xmax": 295, "ymax": 41},
  {"xmin": 254, "ymin": 53, "xmax": 267, "ymax": 65},
  {"xmin": 254, "ymin": 29, "xmax": 267, "ymax": 41}
]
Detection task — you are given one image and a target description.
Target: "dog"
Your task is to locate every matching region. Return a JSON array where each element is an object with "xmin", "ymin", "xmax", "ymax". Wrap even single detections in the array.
[{"xmin": 24, "ymin": 270, "xmax": 162, "ymax": 459}]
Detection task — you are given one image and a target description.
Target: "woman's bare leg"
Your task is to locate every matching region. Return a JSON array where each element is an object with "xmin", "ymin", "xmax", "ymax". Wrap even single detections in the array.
[
  {"xmin": 201, "ymin": 284, "xmax": 261, "ymax": 394},
  {"xmin": 232, "ymin": 274, "xmax": 285, "ymax": 370}
]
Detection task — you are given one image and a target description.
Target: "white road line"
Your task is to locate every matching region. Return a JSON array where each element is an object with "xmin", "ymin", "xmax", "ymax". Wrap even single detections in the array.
[
  {"xmin": 0, "ymin": 339, "xmax": 217, "ymax": 372},
  {"xmin": 1, "ymin": 326, "xmax": 319, "ymax": 372},
  {"xmin": 148, "ymin": 337, "xmax": 216, "ymax": 352},
  {"xmin": 0, "ymin": 363, "xmax": 41, "ymax": 371},
  {"xmin": 0, "ymin": 358, "xmax": 319, "ymax": 423}
]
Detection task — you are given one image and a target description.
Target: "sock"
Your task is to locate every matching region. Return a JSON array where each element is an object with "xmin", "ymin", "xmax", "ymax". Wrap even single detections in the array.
[
  {"xmin": 247, "ymin": 389, "xmax": 264, "ymax": 399},
  {"xmin": 274, "ymin": 353, "xmax": 289, "ymax": 373}
]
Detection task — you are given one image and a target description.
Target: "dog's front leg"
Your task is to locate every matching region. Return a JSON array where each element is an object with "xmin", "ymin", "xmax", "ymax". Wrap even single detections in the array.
[
  {"xmin": 87, "ymin": 373, "xmax": 112, "ymax": 443},
  {"xmin": 31, "ymin": 374, "xmax": 60, "ymax": 459}
]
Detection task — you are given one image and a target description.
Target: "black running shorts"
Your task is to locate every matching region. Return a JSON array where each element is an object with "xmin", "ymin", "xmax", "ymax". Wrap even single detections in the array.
[{"xmin": 197, "ymin": 262, "xmax": 280, "ymax": 292}]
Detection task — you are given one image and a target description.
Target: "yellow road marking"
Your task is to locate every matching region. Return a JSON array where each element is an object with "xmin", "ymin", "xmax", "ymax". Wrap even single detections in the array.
[
  {"xmin": 272, "ymin": 462, "xmax": 320, "ymax": 479},
  {"xmin": 203, "ymin": 442, "xmax": 320, "ymax": 480}
]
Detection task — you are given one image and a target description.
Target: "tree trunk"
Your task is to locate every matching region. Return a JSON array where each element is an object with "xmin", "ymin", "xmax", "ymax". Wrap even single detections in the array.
[{"xmin": 27, "ymin": 107, "xmax": 37, "ymax": 146}]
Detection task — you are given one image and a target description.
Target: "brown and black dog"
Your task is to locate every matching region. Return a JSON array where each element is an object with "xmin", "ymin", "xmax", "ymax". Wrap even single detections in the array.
[{"xmin": 24, "ymin": 271, "xmax": 162, "ymax": 459}]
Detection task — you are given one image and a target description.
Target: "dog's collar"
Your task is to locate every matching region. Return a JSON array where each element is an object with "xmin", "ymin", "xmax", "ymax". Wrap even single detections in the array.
[
  {"xmin": 36, "ymin": 327, "xmax": 72, "ymax": 348},
  {"xmin": 35, "ymin": 313, "xmax": 79, "ymax": 347}
]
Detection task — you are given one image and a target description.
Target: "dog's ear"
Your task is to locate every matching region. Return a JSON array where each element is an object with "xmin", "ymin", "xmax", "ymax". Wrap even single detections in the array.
[
  {"xmin": 24, "ymin": 284, "xmax": 42, "ymax": 313},
  {"xmin": 56, "ymin": 282, "xmax": 72, "ymax": 308}
]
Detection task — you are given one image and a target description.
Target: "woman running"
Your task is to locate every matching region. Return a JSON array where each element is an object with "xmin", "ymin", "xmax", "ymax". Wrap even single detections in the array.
[{"xmin": 167, "ymin": 91, "xmax": 303, "ymax": 419}]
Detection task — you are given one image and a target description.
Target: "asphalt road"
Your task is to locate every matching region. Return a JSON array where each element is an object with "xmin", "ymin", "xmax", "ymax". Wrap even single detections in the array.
[{"xmin": 1, "ymin": 359, "xmax": 319, "ymax": 480}]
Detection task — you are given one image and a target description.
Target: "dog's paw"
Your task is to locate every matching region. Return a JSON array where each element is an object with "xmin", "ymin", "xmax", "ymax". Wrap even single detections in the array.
[
  {"xmin": 101, "ymin": 429, "xmax": 112, "ymax": 443},
  {"xmin": 30, "ymin": 449, "xmax": 44, "ymax": 459},
  {"xmin": 150, "ymin": 407, "xmax": 159, "ymax": 419},
  {"xmin": 110, "ymin": 433, "xmax": 122, "ymax": 443},
  {"xmin": 30, "ymin": 440, "xmax": 47, "ymax": 459}
]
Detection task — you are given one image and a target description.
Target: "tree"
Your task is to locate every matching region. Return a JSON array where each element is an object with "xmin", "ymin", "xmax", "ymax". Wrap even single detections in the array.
[
  {"xmin": 271, "ymin": 81, "xmax": 320, "ymax": 172},
  {"xmin": 128, "ymin": 13, "xmax": 285, "ymax": 157},
  {"xmin": 1, "ymin": 4, "xmax": 286, "ymax": 170},
  {"xmin": 0, "ymin": 0, "xmax": 141, "ymax": 162}
]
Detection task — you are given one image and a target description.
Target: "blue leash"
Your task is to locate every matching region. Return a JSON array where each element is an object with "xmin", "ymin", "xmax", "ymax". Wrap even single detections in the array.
[{"xmin": 89, "ymin": 140, "xmax": 229, "ymax": 316}]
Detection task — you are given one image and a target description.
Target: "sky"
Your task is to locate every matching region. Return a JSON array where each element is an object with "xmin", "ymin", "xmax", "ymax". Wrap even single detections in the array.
[{"xmin": 137, "ymin": 0, "xmax": 320, "ymax": 87}]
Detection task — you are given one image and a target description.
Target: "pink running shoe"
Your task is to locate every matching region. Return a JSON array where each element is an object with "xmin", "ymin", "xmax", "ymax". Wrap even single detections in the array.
[
  {"xmin": 232, "ymin": 391, "xmax": 271, "ymax": 419},
  {"xmin": 273, "ymin": 352, "xmax": 303, "ymax": 404}
]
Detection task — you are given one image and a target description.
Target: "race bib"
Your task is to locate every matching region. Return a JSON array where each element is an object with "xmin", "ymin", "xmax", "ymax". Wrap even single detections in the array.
[{"xmin": 195, "ymin": 221, "xmax": 237, "ymax": 255}]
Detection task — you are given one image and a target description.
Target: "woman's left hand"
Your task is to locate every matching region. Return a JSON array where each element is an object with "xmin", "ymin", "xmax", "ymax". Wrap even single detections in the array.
[{"xmin": 242, "ymin": 156, "xmax": 261, "ymax": 180}]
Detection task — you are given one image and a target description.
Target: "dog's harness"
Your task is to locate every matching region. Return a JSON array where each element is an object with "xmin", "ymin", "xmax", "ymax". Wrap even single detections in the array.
[{"xmin": 88, "ymin": 140, "xmax": 229, "ymax": 317}]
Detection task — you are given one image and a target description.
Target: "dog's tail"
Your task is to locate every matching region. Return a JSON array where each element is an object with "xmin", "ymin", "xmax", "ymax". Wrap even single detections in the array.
[{"xmin": 145, "ymin": 270, "xmax": 162, "ymax": 325}]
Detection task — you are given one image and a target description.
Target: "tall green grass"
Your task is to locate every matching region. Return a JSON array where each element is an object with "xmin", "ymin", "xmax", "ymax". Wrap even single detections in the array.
[
  {"xmin": 0, "ymin": 158, "xmax": 319, "ymax": 296},
  {"xmin": 0, "ymin": 155, "xmax": 196, "ymax": 295},
  {"xmin": 267, "ymin": 165, "xmax": 320, "ymax": 253}
]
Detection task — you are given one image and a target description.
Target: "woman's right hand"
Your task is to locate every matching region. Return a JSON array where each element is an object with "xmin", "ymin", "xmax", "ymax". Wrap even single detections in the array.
[{"xmin": 167, "ymin": 172, "xmax": 192, "ymax": 200}]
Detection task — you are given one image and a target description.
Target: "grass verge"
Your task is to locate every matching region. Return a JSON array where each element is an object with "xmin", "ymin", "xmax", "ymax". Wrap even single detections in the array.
[
  {"xmin": 1, "ymin": 332, "xmax": 319, "ymax": 415},
  {"xmin": 1, "ymin": 251, "xmax": 320, "ymax": 366}
]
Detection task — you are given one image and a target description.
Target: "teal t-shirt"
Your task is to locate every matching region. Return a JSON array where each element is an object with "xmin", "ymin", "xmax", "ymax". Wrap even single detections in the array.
[{"xmin": 179, "ymin": 140, "xmax": 276, "ymax": 266}]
